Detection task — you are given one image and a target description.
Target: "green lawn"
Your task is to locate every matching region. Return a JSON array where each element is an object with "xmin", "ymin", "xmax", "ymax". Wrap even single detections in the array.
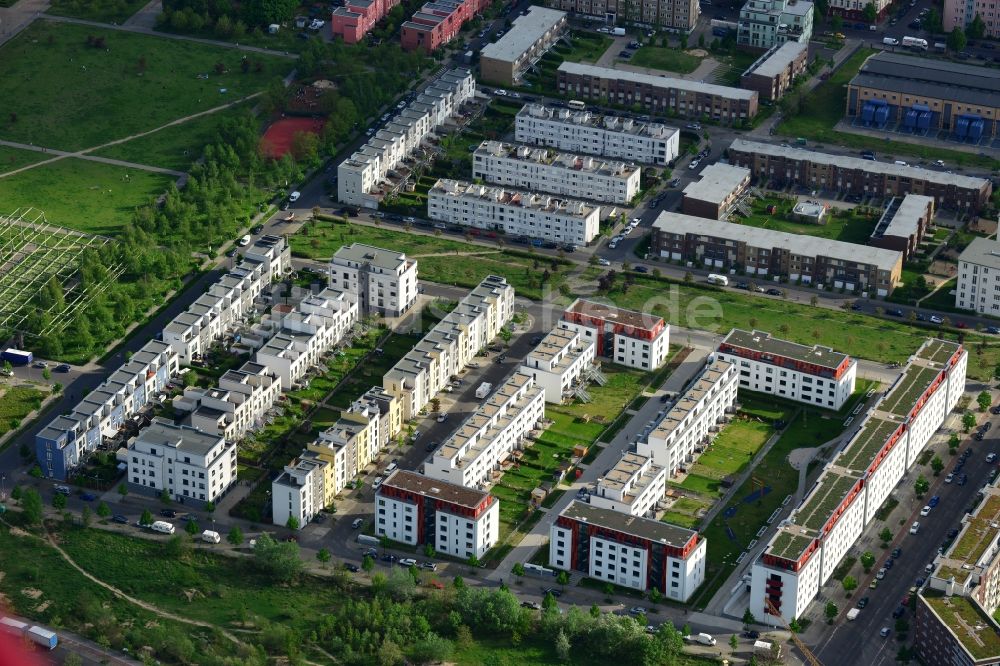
[
  {"xmin": 629, "ymin": 46, "xmax": 703, "ymax": 74},
  {"xmin": 93, "ymin": 102, "xmax": 254, "ymax": 171},
  {"xmin": 0, "ymin": 386, "xmax": 48, "ymax": 437},
  {"xmin": 0, "ymin": 146, "xmax": 48, "ymax": 173},
  {"xmin": 737, "ymin": 196, "xmax": 877, "ymax": 244},
  {"xmin": 46, "ymin": 0, "xmax": 149, "ymax": 23},
  {"xmin": 0, "ymin": 21, "xmax": 291, "ymax": 151},
  {"xmin": 520, "ymin": 32, "xmax": 612, "ymax": 94},
  {"xmin": 0, "ymin": 158, "xmax": 175, "ymax": 235},
  {"xmin": 548, "ymin": 365, "xmax": 647, "ymax": 426},
  {"xmin": 685, "ymin": 417, "xmax": 773, "ymax": 486},
  {"xmin": 776, "ymin": 47, "xmax": 1000, "ymax": 170}
]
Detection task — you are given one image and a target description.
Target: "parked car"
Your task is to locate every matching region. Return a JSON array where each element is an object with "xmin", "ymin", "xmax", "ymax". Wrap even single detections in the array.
[
  {"xmin": 352, "ymin": 518, "xmax": 364, "ymax": 529},
  {"xmin": 920, "ymin": 505, "xmax": 932, "ymax": 516},
  {"xmin": 876, "ymin": 567, "xmax": 887, "ymax": 580},
  {"xmin": 112, "ymin": 514, "xmax": 129, "ymax": 524},
  {"xmin": 80, "ymin": 492, "xmax": 96, "ymax": 502},
  {"xmin": 160, "ymin": 509, "xmax": 177, "ymax": 518},
  {"xmin": 344, "ymin": 563, "xmax": 360, "ymax": 572},
  {"xmin": 929, "ymin": 495, "xmax": 940, "ymax": 508},
  {"xmin": 857, "ymin": 597, "xmax": 869, "ymax": 609},
  {"xmin": 55, "ymin": 363, "xmax": 72, "ymax": 372},
  {"xmin": 892, "ymin": 547, "xmax": 902, "ymax": 558},
  {"xmin": 910, "ymin": 521, "xmax": 921, "ymax": 534},
  {"xmin": 399, "ymin": 558, "xmax": 418, "ymax": 567}
]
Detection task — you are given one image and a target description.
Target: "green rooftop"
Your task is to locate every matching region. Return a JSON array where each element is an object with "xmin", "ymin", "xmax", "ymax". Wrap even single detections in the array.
[
  {"xmin": 796, "ymin": 470, "xmax": 859, "ymax": 531},
  {"xmin": 916, "ymin": 339, "xmax": 961, "ymax": 364},
  {"xmin": 949, "ymin": 495, "xmax": 1000, "ymax": 565},
  {"xmin": 768, "ymin": 530, "xmax": 815, "ymax": 561},
  {"xmin": 837, "ymin": 417, "xmax": 900, "ymax": 474},
  {"xmin": 880, "ymin": 365, "xmax": 940, "ymax": 417},
  {"xmin": 923, "ymin": 591, "xmax": 1000, "ymax": 661}
]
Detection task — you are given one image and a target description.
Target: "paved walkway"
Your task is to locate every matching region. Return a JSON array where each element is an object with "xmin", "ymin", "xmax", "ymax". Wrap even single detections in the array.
[
  {"xmin": 0, "ymin": 0, "xmax": 50, "ymax": 47},
  {"xmin": 122, "ymin": 0, "xmax": 160, "ymax": 28},
  {"xmin": 0, "ymin": 139, "xmax": 186, "ymax": 176}
]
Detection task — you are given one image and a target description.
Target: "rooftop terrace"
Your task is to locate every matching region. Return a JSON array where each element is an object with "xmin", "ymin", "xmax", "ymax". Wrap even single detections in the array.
[
  {"xmin": 922, "ymin": 591, "xmax": 1000, "ymax": 661},
  {"xmin": 768, "ymin": 529, "xmax": 816, "ymax": 561},
  {"xmin": 917, "ymin": 339, "xmax": 961, "ymax": 365}
]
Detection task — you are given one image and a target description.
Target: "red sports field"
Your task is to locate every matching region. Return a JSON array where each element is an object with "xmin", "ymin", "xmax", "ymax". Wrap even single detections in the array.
[{"xmin": 260, "ymin": 117, "xmax": 325, "ymax": 158}]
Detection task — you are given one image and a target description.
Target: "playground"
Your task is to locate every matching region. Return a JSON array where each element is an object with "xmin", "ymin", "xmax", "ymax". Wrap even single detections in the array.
[{"xmin": 259, "ymin": 117, "xmax": 326, "ymax": 159}]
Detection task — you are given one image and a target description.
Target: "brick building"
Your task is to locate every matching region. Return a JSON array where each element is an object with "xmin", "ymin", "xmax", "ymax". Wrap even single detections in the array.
[
  {"xmin": 869, "ymin": 194, "xmax": 933, "ymax": 262},
  {"xmin": 543, "ymin": 0, "xmax": 699, "ymax": 31},
  {"xmin": 740, "ymin": 41, "xmax": 808, "ymax": 102},
  {"xmin": 401, "ymin": 0, "xmax": 488, "ymax": 52},
  {"xmin": 681, "ymin": 163, "xmax": 751, "ymax": 219},
  {"xmin": 331, "ymin": 0, "xmax": 401, "ymax": 44}
]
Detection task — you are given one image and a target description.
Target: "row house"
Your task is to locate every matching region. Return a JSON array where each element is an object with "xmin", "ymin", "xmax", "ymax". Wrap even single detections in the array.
[
  {"xmin": 543, "ymin": 0, "xmax": 699, "ymax": 31},
  {"xmin": 186, "ymin": 361, "xmax": 282, "ymax": 441},
  {"xmin": 331, "ymin": 0, "xmax": 401, "ymax": 43},
  {"xmin": 400, "ymin": 0, "xmax": 489, "ymax": 52},
  {"xmin": 590, "ymin": 452, "xmax": 667, "ymax": 518},
  {"xmin": 519, "ymin": 327, "xmax": 597, "ymax": 404}
]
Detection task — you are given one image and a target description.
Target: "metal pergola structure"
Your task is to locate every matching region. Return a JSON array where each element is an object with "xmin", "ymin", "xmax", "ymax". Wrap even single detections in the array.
[{"xmin": 0, "ymin": 207, "xmax": 125, "ymax": 338}]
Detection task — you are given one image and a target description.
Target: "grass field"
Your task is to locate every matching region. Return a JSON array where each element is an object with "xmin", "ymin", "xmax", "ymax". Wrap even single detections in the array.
[
  {"xmin": 0, "ymin": 21, "xmax": 291, "ymax": 151},
  {"xmin": 681, "ymin": 417, "xmax": 773, "ymax": 495},
  {"xmin": 0, "ymin": 146, "xmax": 48, "ymax": 173},
  {"xmin": 520, "ymin": 32, "xmax": 612, "ymax": 94},
  {"xmin": 629, "ymin": 46, "xmax": 702, "ymax": 74},
  {"xmin": 47, "ymin": 0, "xmax": 149, "ymax": 23},
  {"xmin": 549, "ymin": 365, "xmax": 647, "ymax": 426},
  {"xmin": 0, "ymin": 386, "xmax": 48, "ymax": 437},
  {"xmin": 776, "ymin": 47, "xmax": 999, "ymax": 170},
  {"xmin": 0, "ymin": 158, "xmax": 175, "ymax": 235},
  {"xmin": 737, "ymin": 196, "xmax": 878, "ymax": 244},
  {"xmin": 93, "ymin": 102, "xmax": 254, "ymax": 171}
]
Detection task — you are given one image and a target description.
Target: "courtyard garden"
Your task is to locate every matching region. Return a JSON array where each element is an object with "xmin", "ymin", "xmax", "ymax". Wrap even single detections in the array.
[{"xmin": 737, "ymin": 195, "xmax": 878, "ymax": 244}]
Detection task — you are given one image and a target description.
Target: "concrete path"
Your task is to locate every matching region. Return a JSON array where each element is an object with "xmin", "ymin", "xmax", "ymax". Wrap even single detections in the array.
[
  {"xmin": 0, "ymin": 0, "xmax": 50, "ymax": 47},
  {"xmin": 0, "ymin": 139, "xmax": 186, "ymax": 176},
  {"xmin": 122, "ymin": 0, "xmax": 160, "ymax": 28}
]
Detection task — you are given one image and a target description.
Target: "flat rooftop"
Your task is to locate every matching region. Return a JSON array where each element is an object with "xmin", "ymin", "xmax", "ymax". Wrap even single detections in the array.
[
  {"xmin": 598, "ymin": 452, "xmax": 661, "ymax": 499},
  {"xmin": 730, "ymin": 139, "xmax": 990, "ymax": 190},
  {"xmin": 430, "ymin": 179, "xmax": 598, "ymax": 217},
  {"xmin": 133, "ymin": 419, "xmax": 223, "ymax": 456},
  {"xmin": 518, "ymin": 103, "xmax": 679, "ymax": 141},
  {"xmin": 742, "ymin": 41, "xmax": 807, "ymax": 80},
  {"xmin": 958, "ymin": 237, "xmax": 1000, "ymax": 271},
  {"xmin": 874, "ymin": 194, "xmax": 933, "ymax": 241},
  {"xmin": 381, "ymin": 469, "xmax": 491, "ymax": 509},
  {"xmin": 479, "ymin": 6, "xmax": 565, "ymax": 63},
  {"xmin": 682, "ymin": 163, "xmax": 750, "ymax": 205},
  {"xmin": 851, "ymin": 51, "xmax": 1000, "ymax": 109},
  {"xmin": 558, "ymin": 61, "xmax": 756, "ymax": 101},
  {"xmin": 767, "ymin": 529, "xmax": 816, "ymax": 561},
  {"xmin": 721, "ymin": 328, "xmax": 850, "ymax": 371},
  {"xmin": 647, "ymin": 360, "xmax": 733, "ymax": 443},
  {"xmin": 836, "ymin": 416, "xmax": 901, "ymax": 474},
  {"xmin": 794, "ymin": 468, "xmax": 859, "ymax": 532},
  {"xmin": 475, "ymin": 140, "xmax": 639, "ymax": 178},
  {"xmin": 879, "ymin": 364, "xmax": 941, "ymax": 417},
  {"xmin": 564, "ymin": 298, "xmax": 664, "ymax": 332},
  {"xmin": 332, "ymin": 243, "xmax": 409, "ymax": 271},
  {"xmin": 939, "ymin": 493, "xmax": 1000, "ymax": 584},
  {"xmin": 921, "ymin": 591, "xmax": 1000, "ymax": 661},
  {"xmin": 916, "ymin": 338, "xmax": 962, "ymax": 364},
  {"xmin": 560, "ymin": 499, "xmax": 696, "ymax": 548}
]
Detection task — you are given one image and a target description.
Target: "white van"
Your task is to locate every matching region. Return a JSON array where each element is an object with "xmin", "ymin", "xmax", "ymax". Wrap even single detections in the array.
[
  {"xmin": 707, "ymin": 273, "xmax": 729, "ymax": 287},
  {"xmin": 150, "ymin": 521, "xmax": 175, "ymax": 535},
  {"xmin": 201, "ymin": 530, "xmax": 221, "ymax": 544},
  {"xmin": 238, "ymin": 234, "xmax": 251, "ymax": 246}
]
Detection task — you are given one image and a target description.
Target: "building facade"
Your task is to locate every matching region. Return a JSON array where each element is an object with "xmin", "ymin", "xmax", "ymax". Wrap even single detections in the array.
[
  {"xmin": 332, "ymin": 0, "xmax": 401, "ymax": 44},
  {"xmin": 127, "ymin": 418, "xmax": 237, "ymax": 506},
  {"xmin": 520, "ymin": 327, "xmax": 597, "ymax": 404},
  {"xmin": 637, "ymin": 360, "xmax": 739, "ymax": 476},
  {"xmin": 870, "ymin": 194, "xmax": 933, "ymax": 262},
  {"xmin": 187, "ymin": 361, "xmax": 282, "ymax": 441},
  {"xmin": 427, "ymin": 179, "xmax": 601, "ymax": 246},
  {"xmin": 472, "ymin": 140, "xmax": 641, "ymax": 205},
  {"xmin": 737, "ymin": 0, "xmax": 813, "ymax": 50},
  {"xmin": 556, "ymin": 62, "xmax": 759, "ymax": 124},
  {"xmin": 423, "ymin": 372, "xmax": 546, "ymax": 489},
  {"xmin": 559, "ymin": 298, "xmax": 670, "ymax": 371},
  {"xmin": 590, "ymin": 452, "xmax": 667, "ymax": 517},
  {"xmin": 944, "ymin": 0, "xmax": 1000, "ymax": 37},
  {"xmin": 479, "ymin": 7, "xmax": 567, "ymax": 86},
  {"xmin": 400, "ymin": 0, "xmax": 489, "ymax": 52},
  {"xmin": 329, "ymin": 243, "xmax": 419, "ymax": 317},
  {"xmin": 338, "ymin": 69, "xmax": 476, "ymax": 208},
  {"xmin": 550, "ymin": 501, "xmax": 707, "ymax": 601},
  {"xmin": 740, "ymin": 41, "xmax": 809, "ymax": 101},
  {"xmin": 272, "ymin": 454, "xmax": 327, "ymax": 528},
  {"xmin": 543, "ymin": 0, "xmax": 699, "ymax": 31},
  {"xmin": 515, "ymin": 104, "xmax": 680, "ymax": 166},
  {"xmin": 716, "ymin": 328, "xmax": 857, "ymax": 411},
  {"xmin": 376, "ymin": 470, "xmax": 500, "ymax": 559},
  {"xmin": 651, "ymin": 211, "xmax": 904, "ymax": 297},
  {"xmin": 681, "ymin": 163, "xmax": 752, "ymax": 220},
  {"xmin": 956, "ymin": 237, "xmax": 1000, "ymax": 314},
  {"xmin": 847, "ymin": 52, "xmax": 1000, "ymax": 142},
  {"xmin": 750, "ymin": 339, "xmax": 968, "ymax": 622}
]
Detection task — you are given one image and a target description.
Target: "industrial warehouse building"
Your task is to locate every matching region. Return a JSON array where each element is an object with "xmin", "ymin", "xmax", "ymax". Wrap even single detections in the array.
[
  {"xmin": 728, "ymin": 139, "xmax": 992, "ymax": 212},
  {"xmin": 846, "ymin": 52, "xmax": 1000, "ymax": 143}
]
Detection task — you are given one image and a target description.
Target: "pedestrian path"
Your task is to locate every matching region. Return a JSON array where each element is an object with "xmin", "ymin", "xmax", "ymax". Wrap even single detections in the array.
[{"xmin": 0, "ymin": 139, "xmax": 186, "ymax": 177}]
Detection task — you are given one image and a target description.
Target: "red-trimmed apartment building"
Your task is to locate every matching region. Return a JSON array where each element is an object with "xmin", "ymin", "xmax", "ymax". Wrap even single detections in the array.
[
  {"xmin": 400, "ymin": 0, "xmax": 489, "ymax": 52},
  {"xmin": 550, "ymin": 500, "xmax": 706, "ymax": 602},
  {"xmin": 558, "ymin": 298, "xmax": 670, "ymax": 371},
  {"xmin": 331, "ymin": 0, "xmax": 401, "ymax": 44},
  {"xmin": 375, "ymin": 469, "xmax": 499, "ymax": 559}
]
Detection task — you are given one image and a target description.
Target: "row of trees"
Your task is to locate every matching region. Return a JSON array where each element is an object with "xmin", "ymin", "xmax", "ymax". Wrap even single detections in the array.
[{"xmin": 161, "ymin": 0, "xmax": 298, "ymax": 31}]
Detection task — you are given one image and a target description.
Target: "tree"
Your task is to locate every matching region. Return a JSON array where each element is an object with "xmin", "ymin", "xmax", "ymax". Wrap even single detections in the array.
[
  {"xmin": 825, "ymin": 601, "xmax": 838, "ymax": 621},
  {"xmin": 924, "ymin": 7, "xmax": 943, "ymax": 33},
  {"xmin": 52, "ymin": 492, "xmax": 67, "ymax": 510},
  {"xmin": 590, "ymin": 603, "xmax": 602, "ymax": 618},
  {"xmin": 453, "ymin": 575, "xmax": 465, "ymax": 589},
  {"xmin": 96, "ymin": 501, "xmax": 111, "ymax": 519},
  {"xmin": 743, "ymin": 608, "xmax": 755, "ymax": 628},
  {"xmin": 118, "ymin": 482, "xmax": 128, "ymax": 499},
  {"xmin": 963, "ymin": 411, "xmax": 977, "ymax": 433},
  {"xmin": 862, "ymin": 2, "xmax": 877, "ymax": 22},
  {"xmin": 252, "ymin": 533, "xmax": 303, "ymax": 582},
  {"xmin": 556, "ymin": 570, "xmax": 570, "ymax": 586},
  {"xmin": 915, "ymin": 474, "xmax": 930, "ymax": 497},
  {"xmin": 286, "ymin": 515, "xmax": 300, "ymax": 530},
  {"xmin": 140, "ymin": 509, "xmax": 153, "ymax": 526},
  {"xmin": 512, "ymin": 562, "xmax": 525, "ymax": 577},
  {"xmin": 969, "ymin": 13, "xmax": 986, "ymax": 39},
  {"xmin": 730, "ymin": 633, "xmax": 739, "ymax": 650},
  {"xmin": 861, "ymin": 551, "xmax": 875, "ymax": 572},
  {"xmin": 843, "ymin": 576, "xmax": 857, "ymax": 595},
  {"xmin": 317, "ymin": 548, "xmax": 331, "ymax": 567},
  {"xmin": 830, "ymin": 14, "xmax": 843, "ymax": 31},
  {"xmin": 362, "ymin": 554, "xmax": 375, "ymax": 573},
  {"xmin": 227, "ymin": 525, "xmax": 244, "ymax": 546},
  {"xmin": 789, "ymin": 617, "xmax": 802, "ymax": 633},
  {"xmin": 879, "ymin": 527, "xmax": 893, "ymax": 544},
  {"xmin": 542, "ymin": 591, "xmax": 557, "ymax": 610},
  {"xmin": 931, "ymin": 456, "xmax": 944, "ymax": 476},
  {"xmin": 467, "ymin": 554, "xmax": 480, "ymax": 568},
  {"xmin": 21, "ymin": 488, "xmax": 43, "ymax": 526},
  {"xmin": 159, "ymin": 489, "xmax": 171, "ymax": 504},
  {"xmin": 243, "ymin": 0, "xmax": 298, "ymax": 27},
  {"xmin": 42, "ymin": 367, "xmax": 51, "ymax": 381},
  {"xmin": 978, "ymin": 391, "xmax": 992, "ymax": 412},
  {"xmin": 950, "ymin": 433, "xmax": 961, "ymax": 450},
  {"xmin": 10, "ymin": 486, "xmax": 21, "ymax": 501},
  {"xmin": 810, "ymin": 295, "xmax": 819, "ymax": 307},
  {"xmin": 948, "ymin": 27, "xmax": 967, "ymax": 52},
  {"xmin": 185, "ymin": 519, "xmax": 199, "ymax": 536},
  {"xmin": 204, "ymin": 501, "xmax": 215, "ymax": 514},
  {"xmin": 80, "ymin": 506, "xmax": 92, "ymax": 528}
]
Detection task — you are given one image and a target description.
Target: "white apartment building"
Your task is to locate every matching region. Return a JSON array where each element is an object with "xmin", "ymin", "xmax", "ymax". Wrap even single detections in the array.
[
  {"xmin": 551, "ymin": 500, "xmax": 707, "ymax": 601},
  {"xmin": 376, "ymin": 470, "xmax": 500, "ymax": 559},
  {"xmin": 428, "ymin": 179, "xmax": 600, "ymax": 246},
  {"xmin": 559, "ymin": 298, "xmax": 671, "ymax": 371},
  {"xmin": 424, "ymin": 372, "xmax": 546, "ymax": 489},
  {"xmin": 272, "ymin": 452, "xmax": 328, "ymax": 529},
  {"xmin": 737, "ymin": 0, "xmax": 814, "ymax": 50},
  {"xmin": 127, "ymin": 418, "xmax": 237, "ymax": 506},
  {"xmin": 383, "ymin": 275, "xmax": 514, "ymax": 420},
  {"xmin": 515, "ymin": 104, "xmax": 680, "ymax": 166},
  {"xmin": 472, "ymin": 140, "xmax": 641, "ymax": 205},
  {"xmin": 519, "ymin": 327, "xmax": 597, "ymax": 404},
  {"xmin": 750, "ymin": 339, "xmax": 968, "ymax": 623},
  {"xmin": 255, "ymin": 287, "xmax": 359, "ymax": 389},
  {"xmin": 36, "ymin": 338, "xmax": 180, "ymax": 481},
  {"xmin": 591, "ymin": 452, "xmax": 667, "ymax": 517},
  {"xmin": 716, "ymin": 328, "xmax": 858, "ymax": 411},
  {"xmin": 187, "ymin": 361, "xmax": 282, "ymax": 440},
  {"xmin": 329, "ymin": 243, "xmax": 418, "ymax": 317},
  {"xmin": 956, "ymin": 237, "xmax": 1000, "ymax": 314},
  {"xmin": 637, "ymin": 360, "xmax": 739, "ymax": 476},
  {"xmin": 338, "ymin": 69, "xmax": 476, "ymax": 209}
]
